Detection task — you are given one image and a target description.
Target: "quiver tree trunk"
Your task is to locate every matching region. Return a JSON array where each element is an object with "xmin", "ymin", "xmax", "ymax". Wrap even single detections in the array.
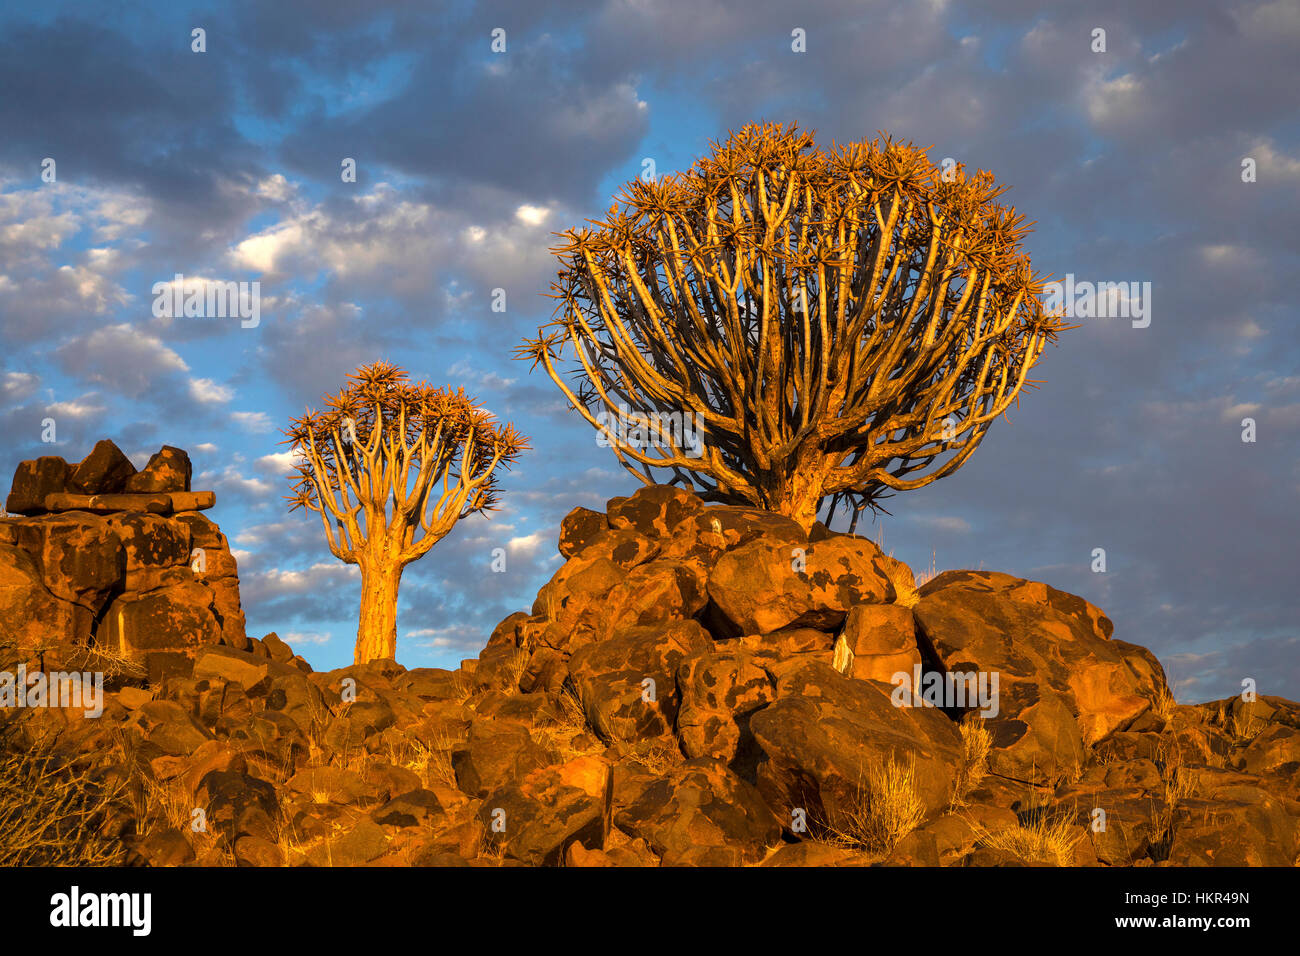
[{"xmin": 355, "ymin": 557, "xmax": 403, "ymax": 665}]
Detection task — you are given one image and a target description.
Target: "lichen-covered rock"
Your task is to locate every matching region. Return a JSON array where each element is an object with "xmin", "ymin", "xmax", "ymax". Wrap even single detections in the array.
[
  {"xmin": 707, "ymin": 535, "xmax": 894, "ymax": 635},
  {"xmin": 1, "ymin": 444, "xmax": 244, "ymax": 663},
  {"xmin": 614, "ymin": 759, "xmax": 781, "ymax": 865},
  {"xmin": 567, "ymin": 620, "xmax": 713, "ymax": 744},
  {"xmin": 124, "ymin": 446, "xmax": 192, "ymax": 494},
  {"xmin": 0, "ymin": 543, "xmax": 94, "ymax": 647},
  {"xmin": 480, "ymin": 755, "xmax": 612, "ymax": 865},
  {"xmin": 913, "ymin": 570, "xmax": 1161, "ymax": 782}
]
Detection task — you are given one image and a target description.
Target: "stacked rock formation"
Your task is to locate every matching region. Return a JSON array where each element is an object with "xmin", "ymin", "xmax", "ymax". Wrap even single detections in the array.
[
  {"xmin": 3, "ymin": 480, "xmax": 1298, "ymax": 867},
  {"xmin": 1, "ymin": 440, "xmax": 245, "ymax": 680}
]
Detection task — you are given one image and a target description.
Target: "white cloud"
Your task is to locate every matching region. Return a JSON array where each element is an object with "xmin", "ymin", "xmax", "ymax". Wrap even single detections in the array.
[
  {"xmin": 1085, "ymin": 72, "xmax": 1143, "ymax": 126},
  {"xmin": 515, "ymin": 204, "xmax": 550, "ymax": 226},
  {"xmin": 506, "ymin": 531, "xmax": 546, "ymax": 555},
  {"xmin": 281, "ymin": 630, "xmax": 332, "ymax": 645},
  {"xmin": 54, "ymin": 323, "xmax": 188, "ymax": 397},
  {"xmin": 189, "ymin": 377, "xmax": 234, "ymax": 404},
  {"xmin": 2, "ymin": 371, "xmax": 39, "ymax": 402},
  {"xmin": 255, "ymin": 174, "xmax": 296, "ymax": 202},
  {"xmin": 256, "ymin": 450, "xmax": 302, "ymax": 475},
  {"xmin": 231, "ymin": 411, "xmax": 274, "ymax": 432},
  {"xmin": 45, "ymin": 396, "xmax": 107, "ymax": 419}
]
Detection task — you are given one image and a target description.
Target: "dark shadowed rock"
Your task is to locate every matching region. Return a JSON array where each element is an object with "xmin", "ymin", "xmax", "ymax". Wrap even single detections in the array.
[
  {"xmin": 69, "ymin": 439, "xmax": 137, "ymax": 495},
  {"xmin": 5, "ymin": 456, "xmax": 70, "ymax": 515},
  {"xmin": 196, "ymin": 769, "xmax": 279, "ymax": 842},
  {"xmin": 615, "ymin": 759, "xmax": 781, "ymax": 865},
  {"xmin": 452, "ymin": 718, "xmax": 551, "ymax": 798},
  {"xmin": 372, "ymin": 788, "xmax": 444, "ymax": 827}
]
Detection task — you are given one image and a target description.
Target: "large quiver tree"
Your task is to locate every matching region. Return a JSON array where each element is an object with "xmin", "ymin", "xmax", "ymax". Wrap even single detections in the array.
[
  {"xmin": 284, "ymin": 362, "xmax": 528, "ymax": 664},
  {"xmin": 520, "ymin": 123, "xmax": 1070, "ymax": 531}
]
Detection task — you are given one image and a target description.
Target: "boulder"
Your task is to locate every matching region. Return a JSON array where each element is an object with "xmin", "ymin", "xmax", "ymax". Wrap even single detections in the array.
[
  {"xmin": 4, "ymin": 456, "xmax": 70, "ymax": 515},
  {"xmin": 124, "ymin": 446, "xmax": 192, "ymax": 494},
  {"xmin": 567, "ymin": 620, "xmax": 714, "ymax": 744},
  {"xmin": 104, "ymin": 512, "xmax": 192, "ymax": 592},
  {"xmin": 452, "ymin": 719, "xmax": 552, "ymax": 798},
  {"xmin": 372, "ymin": 789, "xmax": 444, "ymax": 827},
  {"xmin": 606, "ymin": 484, "xmax": 704, "ymax": 539},
  {"xmin": 833, "ymin": 603, "xmax": 922, "ymax": 684},
  {"xmin": 603, "ymin": 558, "xmax": 708, "ymax": 632},
  {"xmin": 0, "ymin": 544, "xmax": 94, "ymax": 647},
  {"xmin": 69, "ymin": 439, "xmax": 137, "ymax": 495},
  {"xmin": 481, "ymin": 755, "xmax": 612, "ymax": 866},
  {"xmin": 913, "ymin": 571, "xmax": 1159, "ymax": 782},
  {"xmin": 286, "ymin": 766, "xmax": 378, "ymax": 805},
  {"xmin": 750, "ymin": 661, "xmax": 962, "ymax": 834},
  {"xmin": 196, "ymin": 769, "xmax": 279, "ymax": 843},
  {"xmin": 675, "ymin": 651, "xmax": 775, "ymax": 763},
  {"xmin": 614, "ymin": 759, "xmax": 782, "ymax": 866},
  {"xmin": 707, "ymin": 535, "xmax": 894, "ymax": 636},
  {"xmin": 659, "ymin": 505, "xmax": 805, "ymax": 564},
  {"xmin": 44, "ymin": 493, "xmax": 172, "ymax": 515},
  {"xmin": 12, "ymin": 513, "xmax": 125, "ymax": 611},
  {"xmin": 557, "ymin": 507, "xmax": 609, "ymax": 559}
]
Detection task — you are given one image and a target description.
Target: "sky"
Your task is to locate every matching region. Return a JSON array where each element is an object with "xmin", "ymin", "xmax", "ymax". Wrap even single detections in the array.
[{"xmin": 1, "ymin": 0, "xmax": 1296, "ymax": 703}]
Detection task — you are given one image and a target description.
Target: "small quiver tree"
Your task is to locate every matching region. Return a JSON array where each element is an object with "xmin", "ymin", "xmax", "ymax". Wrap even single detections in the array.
[{"xmin": 284, "ymin": 362, "xmax": 528, "ymax": 664}]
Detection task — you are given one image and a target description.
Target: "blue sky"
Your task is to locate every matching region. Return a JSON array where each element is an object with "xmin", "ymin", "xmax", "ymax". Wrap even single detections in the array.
[{"xmin": 1, "ymin": 0, "xmax": 1297, "ymax": 702}]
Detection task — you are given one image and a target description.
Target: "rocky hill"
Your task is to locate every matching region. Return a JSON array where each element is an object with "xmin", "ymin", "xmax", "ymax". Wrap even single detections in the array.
[{"xmin": 2, "ymin": 445, "xmax": 1297, "ymax": 866}]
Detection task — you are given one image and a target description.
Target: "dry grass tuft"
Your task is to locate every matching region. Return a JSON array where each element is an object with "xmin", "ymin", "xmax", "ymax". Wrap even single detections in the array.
[
  {"xmin": 1151, "ymin": 685, "xmax": 1178, "ymax": 723},
  {"xmin": 820, "ymin": 753, "xmax": 925, "ymax": 855},
  {"xmin": 624, "ymin": 741, "xmax": 682, "ymax": 776},
  {"xmin": 1228, "ymin": 701, "xmax": 1264, "ymax": 742},
  {"xmin": 385, "ymin": 732, "xmax": 458, "ymax": 789},
  {"xmin": 973, "ymin": 806, "xmax": 1083, "ymax": 866},
  {"xmin": 952, "ymin": 717, "xmax": 992, "ymax": 805}
]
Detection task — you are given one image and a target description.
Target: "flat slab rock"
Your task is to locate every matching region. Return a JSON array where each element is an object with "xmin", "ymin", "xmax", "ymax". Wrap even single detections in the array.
[{"xmin": 43, "ymin": 491, "xmax": 215, "ymax": 514}]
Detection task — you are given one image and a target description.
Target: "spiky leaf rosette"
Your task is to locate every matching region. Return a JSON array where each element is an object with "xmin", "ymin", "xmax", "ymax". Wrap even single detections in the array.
[{"xmin": 282, "ymin": 361, "xmax": 529, "ymax": 564}]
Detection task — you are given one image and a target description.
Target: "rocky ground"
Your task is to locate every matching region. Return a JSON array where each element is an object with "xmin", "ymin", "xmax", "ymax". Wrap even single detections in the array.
[{"xmin": 2, "ymin": 447, "xmax": 1298, "ymax": 866}]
